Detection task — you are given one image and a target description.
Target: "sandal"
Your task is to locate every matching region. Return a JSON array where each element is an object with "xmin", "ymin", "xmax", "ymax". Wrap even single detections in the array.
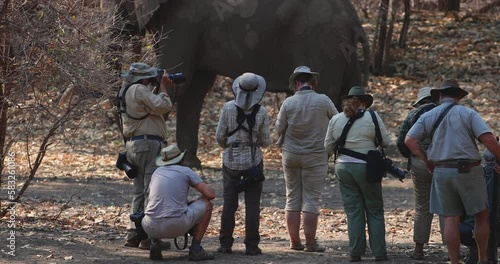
[
  {"xmin": 304, "ymin": 242, "xmax": 325, "ymax": 252},
  {"xmin": 289, "ymin": 242, "xmax": 305, "ymax": 251}
]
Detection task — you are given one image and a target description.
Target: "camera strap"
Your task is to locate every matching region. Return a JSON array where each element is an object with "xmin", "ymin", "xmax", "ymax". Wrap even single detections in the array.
[
  {"xmin": 117, "ymin": 84, "xmax": 150, "ymax": 121},
  {"xmin": 335, "ymin": 110, "xmax": 386, "ymax": 160},
  {"xmin": 368, "ymin": 110, "xmax": 386, "ymax": 158}
]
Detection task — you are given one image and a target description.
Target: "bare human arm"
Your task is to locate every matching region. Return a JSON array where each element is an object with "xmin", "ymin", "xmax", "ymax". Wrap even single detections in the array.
[
  {"xmin": 193, "ymin": 182, "xmax": 216, "ymax": 200},
  {"xmin": 405, "ymin": 135, "xmax": 434, "ymax": 173},
  {"xmin": 479, "ymin": 132, "xmax": 500, "ymax": 173}
]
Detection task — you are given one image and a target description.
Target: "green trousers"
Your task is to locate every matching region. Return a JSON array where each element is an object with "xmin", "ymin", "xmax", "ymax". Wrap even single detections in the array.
[{"xmin": 335, "ymin": 162, "xmax": 387, "ymax": 257}]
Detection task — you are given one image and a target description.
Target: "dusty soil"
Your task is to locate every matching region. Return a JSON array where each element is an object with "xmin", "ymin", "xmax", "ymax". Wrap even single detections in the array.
[{"xmin": 1, "ymin": 8, "xmax": 499, "ymax": 264}]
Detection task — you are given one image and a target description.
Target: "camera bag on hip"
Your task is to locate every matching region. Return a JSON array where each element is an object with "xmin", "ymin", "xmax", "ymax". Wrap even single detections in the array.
[{"xmin": 227, "ymin": 104, "xmax": 264, "ymax": 192}]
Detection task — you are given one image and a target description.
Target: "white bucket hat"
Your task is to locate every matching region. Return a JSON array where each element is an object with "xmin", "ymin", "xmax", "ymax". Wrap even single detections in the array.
[
  {"xmin": 231, "ymin": 72, "xmax": 266, "ymax": 111},
  {"xmin": 288, "ymin": 66, "xmax": 320, "ymax": 90},
  {"xmin": 121, "ymin": 62, "xmax": 158, "ymax": 83},
  {"xmin": 155, "ymin": 145, "xmax": 186, "ymax": 166},
  {"xmin": 412, "ymin": 87, "xmax": 433, "ymax": 107}
]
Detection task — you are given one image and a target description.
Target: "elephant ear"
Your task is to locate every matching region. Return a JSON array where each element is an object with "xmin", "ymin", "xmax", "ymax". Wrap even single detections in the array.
[{"xmin": 134, "ymin": 0, "xmax": 169, "ymax": 30}]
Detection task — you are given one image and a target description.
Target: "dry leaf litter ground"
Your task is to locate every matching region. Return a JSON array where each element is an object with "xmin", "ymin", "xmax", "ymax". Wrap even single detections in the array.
[{"xmin": 1, "ymin": 9, "xmax": 499, "ymax": 264}]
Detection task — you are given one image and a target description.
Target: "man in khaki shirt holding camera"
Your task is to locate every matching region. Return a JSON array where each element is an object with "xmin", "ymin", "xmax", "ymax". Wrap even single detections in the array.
[{"xmin": 120, "ymin": 62, "xmax": 174, "ymax": 249}]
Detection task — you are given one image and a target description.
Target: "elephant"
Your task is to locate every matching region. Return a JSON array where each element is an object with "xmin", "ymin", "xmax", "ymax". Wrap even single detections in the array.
[{"xmin": 113, "ymin": 0, "xmax": 370, "ymax": 169}]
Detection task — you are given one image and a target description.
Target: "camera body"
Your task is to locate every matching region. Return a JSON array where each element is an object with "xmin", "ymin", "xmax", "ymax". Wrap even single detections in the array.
[
  {"xmin": 384, "ymin": 158, "xmax": 407, "ymax": 182},
  {"xmin": 154, "ymin": 69, "xmax": 187, "ymax": 85},
  {"xmin": 116, "ymin": 151, "xmax": 138, "ymax": 179}
]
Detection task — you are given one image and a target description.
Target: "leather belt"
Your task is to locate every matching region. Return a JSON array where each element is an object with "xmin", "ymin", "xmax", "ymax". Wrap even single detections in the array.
[
  {"xmin": 126, "ymin": 134, "xmax": 167, "ymax": 144},
  {"xmin": 433, "ymin": 160, "xmax": 481, "ymax": 168}
]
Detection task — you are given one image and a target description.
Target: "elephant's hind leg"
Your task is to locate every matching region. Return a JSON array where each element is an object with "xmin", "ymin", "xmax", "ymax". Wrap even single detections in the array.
[{"xmin": 176, "ymin": 70, "xmax": 217, "ymax": 169}]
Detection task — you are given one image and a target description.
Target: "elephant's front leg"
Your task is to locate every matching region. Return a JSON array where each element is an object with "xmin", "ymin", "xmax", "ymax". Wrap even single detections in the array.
[{"xmin": 176, "ymin": 70, "xmax": 216, "ymax": 169}]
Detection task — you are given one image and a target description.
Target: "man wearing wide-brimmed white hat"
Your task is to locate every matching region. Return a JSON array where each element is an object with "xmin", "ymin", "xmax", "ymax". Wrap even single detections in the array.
[
  {"xmin": 215, "ymin": 72, "xmax": 272, "ymax": 256},
  {"xmin": 276, "ymin": 66, "xmax": 338, "ymax": 253},
  {"xmin": 141, "ymin": 144, "xmax": 216, "ymax": 261},
  {"xmin": 396, "ymin": 86, "xmax": 441, "ymax": 260},
  {"xmin": 405, "ymin": 79, "xmax": 500, "ymax": 264},
  {"xmin": 119, "ymin": 62, "xmax": 174, "ymax": 249}
]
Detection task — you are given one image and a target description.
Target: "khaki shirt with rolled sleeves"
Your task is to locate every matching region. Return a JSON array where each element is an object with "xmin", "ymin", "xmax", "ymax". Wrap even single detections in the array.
[
  {"xmin": 406, "ymin": 98, "xmax": 491, "ymax": 162},
  {"xmin": 324, "ymin": 110, "xmax": 392, "ymax": 159},
  {"xmin": 276, "ymin": 90, "xmax": 338, "ymax": 154},
  {"xmin": 121, "ymin": 84, "xmax": 173, "ymax": 140}
]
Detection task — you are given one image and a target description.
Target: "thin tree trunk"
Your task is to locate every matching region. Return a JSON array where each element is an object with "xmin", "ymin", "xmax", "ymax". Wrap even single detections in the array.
[
  {"xmin": 383, "ymin": 0, "xmax": 400, "ymax": 71},
  {"xmin": 0, "ymin": 0, "xmax": 12, "ymax": 176},
  {"xmin": 439, "ymin": 0, "xmax": 460, "ymax": 12},
  {"xmin": 399, "ymin": 0, "xmax": 411, "ymax": 48},
  {"xmin": 373, "ymin": 0, "xmax": 390, "ymax": 74}
]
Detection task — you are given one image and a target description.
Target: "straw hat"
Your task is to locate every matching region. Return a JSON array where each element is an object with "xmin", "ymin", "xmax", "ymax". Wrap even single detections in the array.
[{"xmin": 155, "ymin": 145, "xmax": 186, "ymax": 166}]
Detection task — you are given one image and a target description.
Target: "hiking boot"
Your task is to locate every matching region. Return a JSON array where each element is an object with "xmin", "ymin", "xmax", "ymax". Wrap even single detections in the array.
[
  {"xmin": 149, "ymin": 239, "xmax": 163, "ymax": 260},
  {"xmin": 217, "ymin": 246, "xmax": 232, "ymax": 253},
  {"xmin": 245, "ymin": 246, "xmax": 262, "ymax": 256},
  {"xmin": 189, "ymin": 247, "xmax": 215, "ymax": 261},
  {"xmin": 124, "ymin": 237, "xmax": 139, "ymax": 247},
  {"xmin": 304, "ymin": 242, "xmax": 325, "ymax": 252}
]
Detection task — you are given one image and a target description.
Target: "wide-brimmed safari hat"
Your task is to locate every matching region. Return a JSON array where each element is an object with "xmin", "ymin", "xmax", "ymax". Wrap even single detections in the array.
[
  {"xmin": 341, "ymin": 86, "xmax": 374, "ymax": 108},
  {"xmin": 155, "ymin": 145, "xmax": 186, "ymax": 166},
  {"xmin": 288, "ymin": 66, "xmax": 320, "ymax": 90},
  {"xmin": 232, "ymin": 72, "xmax": 266, "ymax": 111},
  {"xmin": 121, "ymin": 62, "xmax": 158, "ymax": 83},
  {"xmin": 431, "ymin": 79, "xmax": 468, "ymax": 99},
  {"xmin": 412, "ymin": 87, "xmax": 434, "ymax": 107}
]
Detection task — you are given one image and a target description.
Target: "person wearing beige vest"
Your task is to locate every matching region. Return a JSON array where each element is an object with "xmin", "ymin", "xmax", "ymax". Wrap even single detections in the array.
[{"xmin": 120, "ymin": 62, "xmax": 174, "ymax": 249}]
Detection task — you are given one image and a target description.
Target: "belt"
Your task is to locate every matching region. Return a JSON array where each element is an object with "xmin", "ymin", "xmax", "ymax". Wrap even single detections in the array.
[
  {"xmin": 433, "ymin": 160, "xmax": 481, "ymax": 168},
  {"xmin": 126, "ymin": 134, "xmax": 167, "ymax": 144}
]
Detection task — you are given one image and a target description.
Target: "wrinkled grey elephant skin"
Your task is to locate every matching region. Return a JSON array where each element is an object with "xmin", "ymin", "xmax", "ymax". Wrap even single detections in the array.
[{"xmin": 114, "ymin": 0, "xmax": 370, "ymax": 169}]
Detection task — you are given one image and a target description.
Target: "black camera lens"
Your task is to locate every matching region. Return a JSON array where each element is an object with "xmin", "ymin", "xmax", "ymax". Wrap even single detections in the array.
[{"xmin": 168, "ymin": 73, "xmax": 186, "ymax": 84}]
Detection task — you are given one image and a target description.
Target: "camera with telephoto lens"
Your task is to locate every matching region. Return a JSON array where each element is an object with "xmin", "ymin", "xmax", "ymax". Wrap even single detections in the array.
[
  {"xmin": 384, "ymin": 158, "xmax": 407, "ymax": 182},
  {"xmin": 116, "ymin": 151, "xmax": 138, "ymax": 179},
  {"xmin": 151, "ymin": 69, "xmax": 186, "ymax": 86}
]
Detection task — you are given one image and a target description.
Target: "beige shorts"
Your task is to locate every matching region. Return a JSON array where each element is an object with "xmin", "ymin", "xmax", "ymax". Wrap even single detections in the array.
[
  {"xmin": 142, "ymin": 199, "xmax": 207, "ymax": 239},
  {"xmin": 282, "ymin": 151, "xmax": 327, "ymax": 214}
]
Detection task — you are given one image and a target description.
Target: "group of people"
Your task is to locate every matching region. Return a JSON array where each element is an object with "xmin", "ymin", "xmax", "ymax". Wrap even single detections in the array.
[{"xmin": 118, "ymin": 62, "xmax": 500, "ymax": 263}]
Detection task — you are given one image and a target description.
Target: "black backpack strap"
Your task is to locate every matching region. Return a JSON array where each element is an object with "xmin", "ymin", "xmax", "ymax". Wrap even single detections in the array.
[
  {"xmin": 117, "ymin": 84, "xmax": 150, "ymax": 121},
  {"xmin": 226, "ymin": 104, "xmax": 261, "ymax": 162},
  {"xmin": 368, "ymin": 110, "xmax": 386, "ymax": 157},
  {"xmin": 334, "ymin": 109, "xmax": 366, "ymax": 161},
  {"xmin": 227, "ymin": 106, "xmax": 248, "ymax": 137},
  {"xmin": 430, "ymin": 103, "xmax": 456, "ymax": 140}
]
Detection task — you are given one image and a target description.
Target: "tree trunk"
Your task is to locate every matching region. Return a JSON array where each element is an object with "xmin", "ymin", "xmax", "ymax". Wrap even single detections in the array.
[
  {"xmin": 373, "ymin": 0, "xmax": 390, "ymax": 74},
  {"xmin": 0, "ymin": 0, "xmax": 12, "ymax": 176},
  {"xmin": 438, "ymin": 0, "xmax": 460, "ymax": 12},
  {"xmin": 399, "ymin": 0, "xmax": 411, "ymax": 48},
  {"xmin": 383, "ymin": 0, "xmax": 400, "ymax": 71}
]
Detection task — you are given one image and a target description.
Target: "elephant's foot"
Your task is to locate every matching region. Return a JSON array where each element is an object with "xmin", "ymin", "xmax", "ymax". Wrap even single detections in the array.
[{"xmin": 183, "ymin": 154, "xmax": 202, "ymax": 170}]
